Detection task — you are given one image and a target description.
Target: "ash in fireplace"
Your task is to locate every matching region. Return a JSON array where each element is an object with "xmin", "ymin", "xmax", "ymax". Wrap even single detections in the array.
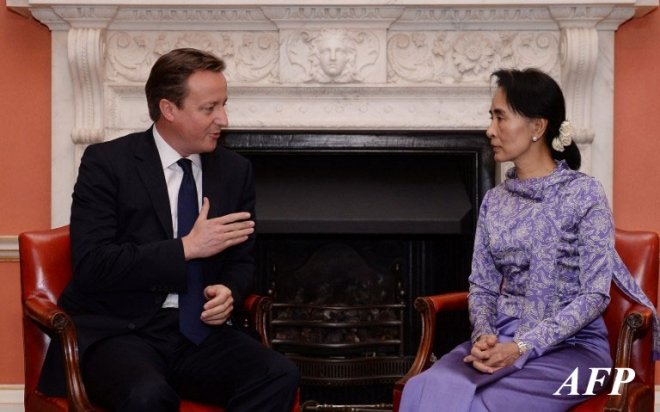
[{"xmin": 274, "ymin": 243, "xmax": 396, "ymax": 306}]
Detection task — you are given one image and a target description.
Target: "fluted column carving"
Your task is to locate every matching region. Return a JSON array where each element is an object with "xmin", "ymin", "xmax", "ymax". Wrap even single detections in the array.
[
  {"xmin": 68, "ymin": 27, "xmax": 106, "ymax": 149},
  {"xmin": 57, "ymin": 5, "xmax": 117, "ymax": 156},
  {"xmin": 560, "ymin": 27, "xmax": 598, "ymax": 137},
  {"xmin": 551, "ymin": 6, "xmax": 613, "ymax": 172},
  {"xmin": 559, "ymin": 26, "xmax": 598, "ymax": 171}
]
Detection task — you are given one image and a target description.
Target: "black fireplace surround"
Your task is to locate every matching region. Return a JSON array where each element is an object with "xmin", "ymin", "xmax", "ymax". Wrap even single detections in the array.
[{"xmin": 223, "ymin": 130, "xmax": 494, "ymax": 407}]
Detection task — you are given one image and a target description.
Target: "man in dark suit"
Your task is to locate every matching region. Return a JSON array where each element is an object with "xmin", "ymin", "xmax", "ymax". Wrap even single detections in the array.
[{"xmin": 39, "ymin": 48, "xmax": 299, "ymax": 411}]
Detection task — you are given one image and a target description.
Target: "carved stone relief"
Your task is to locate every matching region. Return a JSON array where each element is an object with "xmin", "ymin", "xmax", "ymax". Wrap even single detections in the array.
[
  {"xmin": 106, "ymin": 31, "xmax": 279, "ymax": 84},
  {"xmin": 282, "ymin": 29, "xmax": 381, "ymax": 84},
  {"xmin": 387, "ymin": 31, "xmax": 560, "ymax": 84}
]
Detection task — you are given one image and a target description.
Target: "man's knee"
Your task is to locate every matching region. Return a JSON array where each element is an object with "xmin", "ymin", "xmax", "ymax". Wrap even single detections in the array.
[
  {"xmin": 271, "ymin": 355, "xmax": 300, "ymax": 392},
  {"xmin": 118, "ymin": 380, "xmax": 179, "ymax": 412}
]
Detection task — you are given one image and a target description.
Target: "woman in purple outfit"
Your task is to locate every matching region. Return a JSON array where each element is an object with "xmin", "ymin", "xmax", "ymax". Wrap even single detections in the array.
[{"xmin": 399, "ymin": 68, "xmax": 659, "ymax": 411}]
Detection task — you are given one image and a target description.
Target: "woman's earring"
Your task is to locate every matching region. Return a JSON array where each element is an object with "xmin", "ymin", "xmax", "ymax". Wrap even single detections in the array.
[{"xmin": 531, "ymin": 135, "xmax": 540, "ymax": 142}]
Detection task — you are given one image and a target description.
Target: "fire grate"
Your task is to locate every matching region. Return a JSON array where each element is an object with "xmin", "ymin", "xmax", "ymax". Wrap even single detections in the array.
[
  {"xmin": 272, "ymin": 304, "xmax": 403, "ymax": 352},
  {"xmin": 289, "ymin": 354, "xmax": 413, "ymax": 386},
  {"xmin": 270, "ymin": 302, "xmax": 413, "ymax": 385},
  {"xmin": 271, "ymin": 302, "xmax": 413, "ymax": 386},
  {"xmin": 266, "ymin": 242, "xmax": 413, "ymax": 388}
]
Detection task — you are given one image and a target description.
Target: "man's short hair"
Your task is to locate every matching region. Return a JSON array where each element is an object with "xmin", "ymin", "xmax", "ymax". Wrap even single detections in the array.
[{"xmin": 145, "ymin": 48, "xmax": 226, "ymax": 122}]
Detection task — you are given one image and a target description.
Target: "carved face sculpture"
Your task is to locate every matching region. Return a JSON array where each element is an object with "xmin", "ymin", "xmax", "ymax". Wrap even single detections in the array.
[{"xmin": 317, "ymin": 33, "xmax": 350, "ymax": 78}]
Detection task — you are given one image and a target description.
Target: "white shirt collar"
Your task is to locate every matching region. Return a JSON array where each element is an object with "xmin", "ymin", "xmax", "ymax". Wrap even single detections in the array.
[{"xmin": 152, "ymin": 125, "xmax": 202, "ymax": 170}]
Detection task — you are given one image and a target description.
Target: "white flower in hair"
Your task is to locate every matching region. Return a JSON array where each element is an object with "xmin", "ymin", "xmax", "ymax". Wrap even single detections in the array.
[
  {"xmin": 552, "ymin": 120, "xmax": 573, "ymax": 152},
  {"xmin": 558, "ymin": 120, "xmax": 573, "ymax": 146},
  {"xmin": 552, "ymin": 136, "xmax": 565, "ymax": 152}
]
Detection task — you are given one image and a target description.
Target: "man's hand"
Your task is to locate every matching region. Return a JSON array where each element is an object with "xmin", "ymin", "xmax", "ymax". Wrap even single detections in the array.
[
  {"xmin": 463, "ymin": 335, "xmax": 520, "ymax": 374},
  {"xmin": 201, "ymin": 284, "xmax": 234, "ymax": 325},
  {"xmin": 182, "ymin": 197, "xmax": 255, "ymax": 260}
]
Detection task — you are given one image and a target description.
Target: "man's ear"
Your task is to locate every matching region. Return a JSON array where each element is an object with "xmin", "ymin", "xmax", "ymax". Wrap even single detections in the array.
[{"xmin": 159, "ymin": 99, "xmax": 176, "ymax": 122}]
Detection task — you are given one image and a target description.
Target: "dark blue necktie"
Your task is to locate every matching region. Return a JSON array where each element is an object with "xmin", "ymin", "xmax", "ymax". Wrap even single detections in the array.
[{"xmin": 176, "ymin": 158, "xmax": 210, "ymax": 345}]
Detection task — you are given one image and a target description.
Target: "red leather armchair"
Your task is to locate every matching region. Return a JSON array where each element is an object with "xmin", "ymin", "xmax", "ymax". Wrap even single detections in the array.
[
  {"xmin": 393, "ymin": 229, "xmax": 659, "ymax": 412},
  {"xmin": 19, "ymin": 225, "xmax": 296, "ymax": 412}
]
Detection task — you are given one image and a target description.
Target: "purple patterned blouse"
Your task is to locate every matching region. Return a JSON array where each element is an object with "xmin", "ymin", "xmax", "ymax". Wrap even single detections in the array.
[{"xmin": 468, "ymin": 160, "xmax": 659, "ymax": 357}]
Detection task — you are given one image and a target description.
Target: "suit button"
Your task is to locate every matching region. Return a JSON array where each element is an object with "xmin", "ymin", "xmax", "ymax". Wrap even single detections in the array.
[{"xmin": 127, "ymin": 323, "xmax": 136, "ymax": 330}]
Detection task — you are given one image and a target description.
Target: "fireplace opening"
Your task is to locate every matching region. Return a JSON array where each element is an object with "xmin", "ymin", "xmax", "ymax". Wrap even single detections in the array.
[
  {"xmin": 249, "ymin": 153, "xmax": 473, "ymax": 234},
  {"xmin": 224, "ymin": 131, "xmax": 494, "ymax": 407}
]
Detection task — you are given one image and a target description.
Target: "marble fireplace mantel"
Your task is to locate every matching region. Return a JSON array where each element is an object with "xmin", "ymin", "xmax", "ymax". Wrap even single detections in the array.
[{"xmin": 8, "ymin": 0, "xmax": 657, "ymax": 226}]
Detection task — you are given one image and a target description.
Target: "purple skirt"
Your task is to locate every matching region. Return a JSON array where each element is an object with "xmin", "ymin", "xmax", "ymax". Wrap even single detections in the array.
[{"xmin": 400, "ymin": 315, "xmax": 611, "ymax": 412}]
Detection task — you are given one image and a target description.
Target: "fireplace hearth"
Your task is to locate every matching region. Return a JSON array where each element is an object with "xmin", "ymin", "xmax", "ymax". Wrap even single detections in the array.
[{"xmin": 223, "ymin": 130, "xmax": 494, "ymax": 406}]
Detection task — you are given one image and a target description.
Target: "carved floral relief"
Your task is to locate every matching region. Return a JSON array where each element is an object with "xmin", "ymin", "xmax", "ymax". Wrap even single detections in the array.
[
  {"xmin": 387, "ymin": 31, "xmax": 560, "ymax": 84},
  {"xmin": 105, "ymin": 31, "xmax": 279, "ymax": 84}
]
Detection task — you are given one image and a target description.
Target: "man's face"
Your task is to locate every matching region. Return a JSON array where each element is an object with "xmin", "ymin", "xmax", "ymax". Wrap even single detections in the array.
[{"xmin": 165, "ymin": 70, "xmax": 229, "ymax": 157}]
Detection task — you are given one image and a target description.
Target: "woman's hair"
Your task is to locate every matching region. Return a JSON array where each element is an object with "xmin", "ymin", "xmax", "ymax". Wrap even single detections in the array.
[
  {"xmin": 145, "ymin": 48, "xmax": 226, "ymax": 122},
  {"xmin": 491, "ymin": 68, "xmax": 581, "ymax": 170}
]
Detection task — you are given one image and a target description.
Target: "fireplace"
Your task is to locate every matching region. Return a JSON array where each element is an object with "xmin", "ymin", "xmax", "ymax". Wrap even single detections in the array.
[{"xmin": 224, "ymin": 130, "xmax": 494, "ymax": 406}]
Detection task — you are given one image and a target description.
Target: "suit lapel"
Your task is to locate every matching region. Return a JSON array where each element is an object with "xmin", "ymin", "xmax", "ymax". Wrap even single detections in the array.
[
  {"xmin": 135, "ymin": 130, "xmax": 174, "ymax": 239},
  {"xmin": 200, "ymin": 151, "xmax": 223, "ymax": 282},
  {"xmin": 201, "ymin": 151, "xmax": 224, "ymax": 219}
]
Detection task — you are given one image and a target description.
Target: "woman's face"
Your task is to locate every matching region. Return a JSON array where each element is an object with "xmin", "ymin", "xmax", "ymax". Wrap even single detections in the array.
[{"xmin": 486, "ymin": 87, "xmax": 537, "ymax": 164}]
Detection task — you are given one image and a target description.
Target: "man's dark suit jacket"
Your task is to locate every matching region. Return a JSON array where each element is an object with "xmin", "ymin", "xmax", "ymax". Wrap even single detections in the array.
[{"xmin": 39, "ymin": 128, "xmax": 256, "ymax": 395}]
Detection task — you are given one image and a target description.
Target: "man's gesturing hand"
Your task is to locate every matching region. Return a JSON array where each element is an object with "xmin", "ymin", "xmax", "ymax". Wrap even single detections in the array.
[{"xmin": 182, "ymin": 197, "xmax": 255, "ymax": 260}]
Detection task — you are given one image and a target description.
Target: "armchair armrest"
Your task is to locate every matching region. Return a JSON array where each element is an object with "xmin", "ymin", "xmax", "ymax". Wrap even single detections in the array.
[
  {"xmin": 394, "ymin": 291, "xmax": 469, "ymax": 390},
  {"xmin": 614, "ymin": 306, "xmax": 653, "ymax": 369},
  {"xmin": 605, "ymin": 306, "xmax": 654, "ymax": 412},
  {"xmin": 23, "ymin": 296, "xmax": 95, "ymax": 412},
  {"xmin": 242, "ymin": 294, "xmax": 273, "ymax": 346}
]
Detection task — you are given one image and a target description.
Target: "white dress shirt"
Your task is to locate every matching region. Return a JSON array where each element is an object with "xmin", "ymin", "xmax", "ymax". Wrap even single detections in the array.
[{"xmin": 152, "ymin": 125, "xmax": 202, "ymax": 308}]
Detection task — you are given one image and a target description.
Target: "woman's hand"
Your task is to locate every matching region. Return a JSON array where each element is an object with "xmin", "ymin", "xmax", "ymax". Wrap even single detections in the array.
[
  {"xmin": 465, "ymin": 334, "xmax": 498, "ymax": 362},
  {"xmin": 463, "ymin": 335, "xmax": 520, "ymax": 374}
]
